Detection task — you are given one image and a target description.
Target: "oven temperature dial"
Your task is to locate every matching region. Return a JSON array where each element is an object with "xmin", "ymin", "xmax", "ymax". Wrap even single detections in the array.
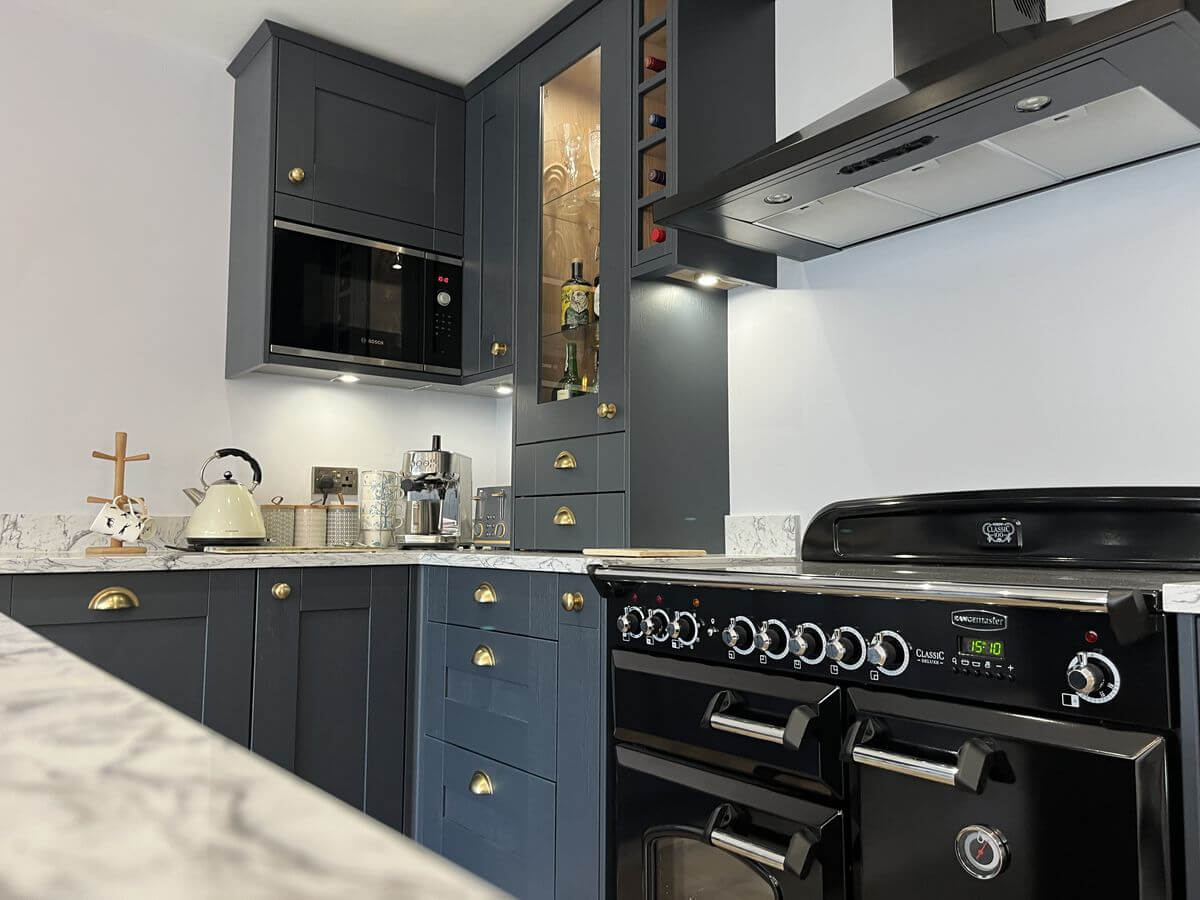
[
  {"xmin": 867, "ymin": 630, "xmax": 910, "ymax": 676},
  {"xmin": 955, "ymin": 825, "xmax": 1009, "ymax": 880},
  {"xmin": 1066, "ymin": 651, "xmax": 1120, "ymax": 703},
  {"xmin": 644, "ymin": 609, "xmax": 672, "ymax": 643},
  {"xmin": 752, "ymin": 619, "xmax": 790, "ymax": 660},
  {"xmin": 826, "ymin": 627, "xmax": 866, "ymax": 669},
  {"xmin": 670, "ymin": 611, "xmax": 700, "ymax": 647},
  {"xmin": 790, "ymin": 623, "xmax": 827, "ymax": 665},
  {"xmin": 617, "ymin": 607, "xmax": 645, "ymax": 639},
  {"xmin": 721, "ymin": 616, "xmax": 756, "ymax": 656}
]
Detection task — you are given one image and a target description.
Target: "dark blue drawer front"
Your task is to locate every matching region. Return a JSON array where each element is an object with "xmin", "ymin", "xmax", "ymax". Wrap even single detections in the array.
[
  {"xmin": 442, "ymin": 568, "xmax": 558, "ymax": 639},
  {"xmin": 423, "ymin": 622, "xmax": 558, "ymax": 779},
  {"xmin": 419, "ymin": 737, "xmax": 555, "ymax": 900}
]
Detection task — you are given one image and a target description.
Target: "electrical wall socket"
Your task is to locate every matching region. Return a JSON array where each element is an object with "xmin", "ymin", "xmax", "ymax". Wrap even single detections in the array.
[{"xmin": 312, "ymin": 466, "xmax": 359, "ymax": 496}]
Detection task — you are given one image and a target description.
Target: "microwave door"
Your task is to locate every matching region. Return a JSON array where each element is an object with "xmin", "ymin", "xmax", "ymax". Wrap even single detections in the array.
[{"xmin": 366, "ymin": 250, "xmax": 424, "ymax": 366}]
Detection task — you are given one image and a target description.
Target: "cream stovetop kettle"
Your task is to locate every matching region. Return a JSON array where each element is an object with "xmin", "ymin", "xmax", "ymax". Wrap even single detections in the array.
[{"xmin": 183, "ymin": 448, "xmax": 267, "ymax": 548}]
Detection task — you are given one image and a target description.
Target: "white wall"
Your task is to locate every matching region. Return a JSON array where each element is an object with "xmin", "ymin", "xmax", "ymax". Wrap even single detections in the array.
[
  {"xmin": 730, "ymin": 0, "xmax": 1200, "ymax": 517},
  {"xmin": 1, "ymin": 1, "xmax": 510, "ymax": 515}
]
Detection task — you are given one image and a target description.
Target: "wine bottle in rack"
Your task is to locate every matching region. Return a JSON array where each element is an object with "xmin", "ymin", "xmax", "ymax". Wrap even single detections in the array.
[
  {"xmin": 647, "ymin": 113, "xmax": 667, "ymax": 130},
  {"xmin": 650, "ymin": 226, "xmax": 668, "ymax": 244},
  {"xmin": 648, "ymin": 168, "xmax": 667, "ymax": 186},
  {"xmin": 645, "ymin": 56, "xmax": 666, "ymax": 73}
]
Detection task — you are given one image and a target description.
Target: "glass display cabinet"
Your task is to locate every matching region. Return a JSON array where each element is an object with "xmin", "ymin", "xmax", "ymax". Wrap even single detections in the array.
[{"xmin": 516, "ymin": 0, "xmax": 628, "ymax": 445}]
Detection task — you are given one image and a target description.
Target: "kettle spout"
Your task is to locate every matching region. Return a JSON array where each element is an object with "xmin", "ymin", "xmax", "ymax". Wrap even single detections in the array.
[{"xmin": 182, "ymin": 487, "xmax": 206, "ymax": 507}]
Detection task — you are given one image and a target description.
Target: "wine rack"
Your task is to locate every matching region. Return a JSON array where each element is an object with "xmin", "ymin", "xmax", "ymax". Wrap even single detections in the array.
[{"xmin": 628, "ymin": 0, "xmax": 777, "ymax": 288}]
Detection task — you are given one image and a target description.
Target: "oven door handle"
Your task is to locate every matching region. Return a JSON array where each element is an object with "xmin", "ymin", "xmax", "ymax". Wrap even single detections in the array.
[
  {"xmin": 704, "ymin": 803, "xmax": 820, "ymax": 878},
  {"xmin": 701, "ymin": 689, "xmax": 817, "ymax": 751},
  {"xmin": 842, "ymin": 717, "xmax": 998, "ymax": 794}
]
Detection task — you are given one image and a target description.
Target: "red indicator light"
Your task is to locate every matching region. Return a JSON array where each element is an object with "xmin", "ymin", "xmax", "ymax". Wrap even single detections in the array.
[
  {"xmin": 436, "ymin": 275, "xmax": 451, "ymax": 284},
  {"xmin": 631, "ymin": 592, "xmax": 639, "ymax": 603},
  {"xmin": 692, "ymin": 598, "xmax": 700, "ymax": 608},
  {"xmin": 655, "ymin": 595, "xmax": 664, "ymax": 605},
  {"xmin": 1084, "ymin": 630, "xmax": 1099, "ymax": 644}
]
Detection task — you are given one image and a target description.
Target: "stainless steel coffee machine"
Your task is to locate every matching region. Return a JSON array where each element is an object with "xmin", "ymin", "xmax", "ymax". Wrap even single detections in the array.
[{"xmin": 397, "ymin": 435, "xmax": 472, "ymax": 548}]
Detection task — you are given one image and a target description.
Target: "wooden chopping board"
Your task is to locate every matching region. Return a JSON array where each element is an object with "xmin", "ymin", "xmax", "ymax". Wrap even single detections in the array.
[{"xmin": 582, "ymin": 548, "xmax": 707, "ymax": 557}]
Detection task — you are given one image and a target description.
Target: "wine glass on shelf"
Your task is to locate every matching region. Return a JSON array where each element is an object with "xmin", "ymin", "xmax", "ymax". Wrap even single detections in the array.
[{"xmin": 587, "ymin": 125, "xmax": 601, "ymax": 199}]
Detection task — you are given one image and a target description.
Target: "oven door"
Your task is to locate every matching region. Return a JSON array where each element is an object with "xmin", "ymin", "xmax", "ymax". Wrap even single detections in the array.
[
  {"xmin": 615, "ymin": 746, "xmax": 845, "ymax": 900},
  {"xmin": 845, "ymin": 688, "xmax": 1172, "ymax": 898},
  {"xmin": 269, "ymin": 221, "xmax": 426, "ymax": 371}
]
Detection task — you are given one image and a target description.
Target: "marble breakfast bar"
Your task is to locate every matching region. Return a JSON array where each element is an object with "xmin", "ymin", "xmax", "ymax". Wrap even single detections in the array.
[{"xmin": 0, "ymin": 610, "xmax": 509, "ymax": 899}]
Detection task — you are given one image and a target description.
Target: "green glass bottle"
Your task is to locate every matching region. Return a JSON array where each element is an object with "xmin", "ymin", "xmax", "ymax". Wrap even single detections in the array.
[{"xmin": 555, "ymin": 342, "xmax": 583, "ymax": 401}]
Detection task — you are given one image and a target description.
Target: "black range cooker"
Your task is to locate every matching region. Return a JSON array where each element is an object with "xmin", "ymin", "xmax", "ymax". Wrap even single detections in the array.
[{"xmin": 591, "ymin": 489, "xmax": 1200, "ymax": 899}]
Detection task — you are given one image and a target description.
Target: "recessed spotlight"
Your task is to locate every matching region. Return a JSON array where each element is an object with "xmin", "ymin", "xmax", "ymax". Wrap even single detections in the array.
[
  {"xmin": 391, "ymin": 250, "xmax": 404, "ymax": 270},
  {"xmin": 1016, "ymin": 95, "xmax": 1051, "ymax": 112},
  {"xmin": 333, "ymin": 374, "xmax": 360, "ymax": 383},
  {"xmin": 495, "ymin": 384, "xmax": 514, "ymax": 396},
  {"xmin": 763, "ymin": 192, "xmax": 792, "ymax": 205},
  {"xmin": 696, "ymin": 273, "xmax": 719, "ymax": 287}
]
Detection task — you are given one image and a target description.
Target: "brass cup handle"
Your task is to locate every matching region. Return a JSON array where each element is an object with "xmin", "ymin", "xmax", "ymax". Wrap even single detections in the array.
[
  {"xmin": 597, "ymin": 402, "xmax": 617, "ymax": 419},
  {"xmin": 469, "ymin": 770, "xmax": 494, "ymax": 796},
  {"xmin": 561, "ymin": 591, "xmax": 585, "ymax": 612},
  {"xmin": 472, "ymin": 645, "xmax": 496, "ymax": 667},
  {"xmin": 287, "ymin": 166, "xmax": 306, "ymax": 184},
  {"xmin": 474, "ymin": 582, "xmax": 497, "ymax": 604},
  {"xmin": 490, "ymin": 341, "xmax": 509, "ymax": 357},
  {"xmin": 553, "ymin": 450, "xmax": 578, "ymax": 470},
  {"xmin": 88, "ymin": 587, "xmax": 140, "ymax": 611},
  {"xmin": 272, "ymin": 582, "xmax": 292, "ymax": 600},
  {"xmin": 553, "ymin": 506, "xmax": 577, "ymax": 526}
]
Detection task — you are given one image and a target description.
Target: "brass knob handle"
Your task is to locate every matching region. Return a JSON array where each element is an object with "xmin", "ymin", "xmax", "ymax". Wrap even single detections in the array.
[
  {"xmin": 553, "ymin": 506, "xmax": 577, "ymax": 526},
  {"xmin": 553, "ymin": 450, "xmax": 578, "ymax": 469},
  {"xmin": 474, "ymin": 582, "xmax": 497, "ymax": 604},
  {"xmin": 88, "ymin": 587, "xmax": 139, "ymax": 611},
  {"xmin": 472, "ymin": 645, "xmax": 496, "ymax": 667},
  {"xmin": 597, "ymin": 402, "xmax": 617, "ymax": 419},
  {"xmin": 287, "ymin": 166, "xmax": 306, "ymax": 184},
  {"xmin": 490, "ymin": 341, "xmax": 509, "ymax": 357},
  {"xmin": 469, "ymin": 770, "xmax": 494, "ymax": 795},
  {"xmin": 272, "ymin": 582, "xmax": 292, "ymax": 600},
  {"xmin": 561, "ymin": 591, "xmax": 585, "ymax": 612}
]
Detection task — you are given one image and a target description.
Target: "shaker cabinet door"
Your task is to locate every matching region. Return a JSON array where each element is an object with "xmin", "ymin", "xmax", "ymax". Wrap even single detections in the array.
[
  {"xmin": 275, "ymin": 41, "xmax": 464, "ymax": 237},
  {"xmin": 464, "ymin": 68, "xmax": 518, "ymax": 377},
  {"xmin": 514, "ymin": 0, "xmax": 630, "ymax": 444},
  {"xmin": 250, "ymin": 566, "xmax": 410, "ymax": 831}
]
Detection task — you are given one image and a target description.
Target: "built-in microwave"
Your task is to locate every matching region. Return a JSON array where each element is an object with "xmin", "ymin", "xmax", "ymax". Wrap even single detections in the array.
[{"xmin": 268, "ymin": 220, "xmax": 462, "ymax": 376}]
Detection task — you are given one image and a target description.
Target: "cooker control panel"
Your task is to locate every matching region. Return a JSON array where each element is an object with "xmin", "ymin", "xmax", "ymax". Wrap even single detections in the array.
[{"xmin": 605, "ymin": 585, "xmax": 1168, "ymax": 728}]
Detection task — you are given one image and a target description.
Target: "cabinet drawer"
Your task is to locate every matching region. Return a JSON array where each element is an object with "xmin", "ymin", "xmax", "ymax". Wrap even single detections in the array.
[
  {"xmin": 423, "ymin": 623, "xmax": 558, "ymax": 779},
  {"xmin": 11, "ymin": 572, "xmax": 211, "ymax": 625},
  {"xmin": 515, "ymin": 493, "xmax": 626, "ymax": 551},
  {"xmin": 419, "ymin": 737, "xmax": 554, "ymax": 900},
  {"xmin": 441, "ymin": 569, "xmax": 558, "ymax": 639},
  {"xmin": 514, "ymin": 433, "xmax": 626, "ymax": 496}
]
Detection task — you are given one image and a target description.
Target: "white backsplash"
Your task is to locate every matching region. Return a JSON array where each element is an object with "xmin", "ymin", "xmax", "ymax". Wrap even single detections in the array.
[
  {"xmin": 724, "ymin": 515, "xmax": 804, "ymax": 557},
  {"xmin": 0, "ymin": 514, "xmax": 189, "ymax": 553}
]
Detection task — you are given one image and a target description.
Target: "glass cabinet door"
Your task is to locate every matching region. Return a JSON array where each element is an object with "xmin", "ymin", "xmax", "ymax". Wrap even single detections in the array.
[{"xmin": 516, "ymin": 0, "xmax": 627, "ymax": 444}]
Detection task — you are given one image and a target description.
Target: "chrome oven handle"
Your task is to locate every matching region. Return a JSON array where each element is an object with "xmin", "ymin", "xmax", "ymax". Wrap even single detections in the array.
[
  {"xmin": 701, "ymin": 689, "xmax": 817, "ymax": 751},
  {"xmin": 843, "ymin": 718, "xmax": 997, "ymax": 794},
  {"xmin": 703, "ymin": 802, "xmax": 819, "ymax": 879},
  {"xmin": 709, "ymin": 829, "xmax": 788, "ymax": 872}
]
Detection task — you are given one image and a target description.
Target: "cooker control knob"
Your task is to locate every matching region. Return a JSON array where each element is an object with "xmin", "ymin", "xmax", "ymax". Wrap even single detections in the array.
[
  {"xmin": 867, "ymin": 632, "xmax": 906, "ymax": 671},
  {"xmin": 752, "ymin": 619, "xmax": 790, "ymax": 660},
  {"xmin": 644, "ymin": 609, "xmax": 672, "ymax": 642},
  {"xmin": 670, "ymin": 611, "xmax": 700, "ymax": 647},
  {"xmin": 617, "ymin": 607, "xmax": 645, "ymax": 637},
  {"xmin": 1067, "ymin": 652, "xmax": 1109, "ymax": 696},
  {"xmin": 826, "ymin": 627, "xmax": 866, "ymax": 669},
  {"xmin": 721, "ymin": 617, "xmax": 755, "ymax": 654},
  {"xmin": 789, "ymin": 624, "xmax": 826, "ymax": 662}
]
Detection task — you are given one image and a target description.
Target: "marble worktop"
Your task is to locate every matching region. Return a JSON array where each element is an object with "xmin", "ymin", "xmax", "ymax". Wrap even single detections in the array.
[
  {"xmin": 0, "ymin": 612, "xmax": 508, "ymax": 900},
  {"xmin": 0, "ymin": 547, "xmax": 696, "ymax": 576}
]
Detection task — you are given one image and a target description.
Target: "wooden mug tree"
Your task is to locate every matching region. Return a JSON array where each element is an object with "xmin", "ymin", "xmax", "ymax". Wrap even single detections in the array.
[{"xmin": 86, "ymin": 431, "xmax": 150, "ymax": 556}]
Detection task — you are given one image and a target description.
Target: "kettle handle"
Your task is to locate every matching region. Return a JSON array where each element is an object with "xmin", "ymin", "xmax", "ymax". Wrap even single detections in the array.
[{"xmin": 201, "ymin": 448, "xmax": 263, "ymax": 492}]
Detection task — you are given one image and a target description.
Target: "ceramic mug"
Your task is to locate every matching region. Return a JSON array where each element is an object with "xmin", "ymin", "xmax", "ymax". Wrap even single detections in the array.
[{"xmin": 90, "ymin": 495, "xmax": 150, "ymax": 542}]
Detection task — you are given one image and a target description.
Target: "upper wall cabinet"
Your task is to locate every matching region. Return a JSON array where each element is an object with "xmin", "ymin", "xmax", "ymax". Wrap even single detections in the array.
[
  {"xmin": 274, "ymin": 41, "xmax": 465, "ymax": 245},
  {"xmin": 462, "ymin": 68, "xmax": 518, "ymax": 380}
]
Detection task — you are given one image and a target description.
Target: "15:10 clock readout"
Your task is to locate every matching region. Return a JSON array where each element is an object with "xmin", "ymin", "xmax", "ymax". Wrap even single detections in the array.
[{"xmin": 958, "ymin": 636, "xmax": 1006, "ymax": 659}]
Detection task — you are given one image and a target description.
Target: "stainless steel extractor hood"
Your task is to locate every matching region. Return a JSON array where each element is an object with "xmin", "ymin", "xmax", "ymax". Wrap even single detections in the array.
[{"xmin": 654, "ymin": 0, "xmax": 1200, "ymax": 261}]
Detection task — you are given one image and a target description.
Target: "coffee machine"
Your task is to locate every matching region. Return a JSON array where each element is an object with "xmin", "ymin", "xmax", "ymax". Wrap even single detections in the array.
[{"xmin": 396, "ymin": 435, "xmax": 472, "ymax": 548}]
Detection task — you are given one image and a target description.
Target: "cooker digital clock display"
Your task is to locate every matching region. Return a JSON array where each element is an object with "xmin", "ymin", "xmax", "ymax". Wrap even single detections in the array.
[{"xmin": 958, "ymin": 636, "xmax": 1006, "ymax": 659}]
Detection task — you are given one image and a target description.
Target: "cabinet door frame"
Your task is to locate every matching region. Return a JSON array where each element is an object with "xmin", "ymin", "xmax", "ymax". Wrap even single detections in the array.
[{"xmin": 515, "ymin": 0, "xmax": 631, "ymax": 444}]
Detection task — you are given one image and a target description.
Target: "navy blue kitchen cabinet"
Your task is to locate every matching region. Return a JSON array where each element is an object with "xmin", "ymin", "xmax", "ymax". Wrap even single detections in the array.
[
  {"xmin": 250, "ymin": 566, "xmax": 410, "ymax": 831},
  {"xmin": 7, "ymin": 571, "xmax": 256, "ymax": 746},
  {"xmin": 413, "ymin": 567, "xmax": 606, "ymax": 900}
]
